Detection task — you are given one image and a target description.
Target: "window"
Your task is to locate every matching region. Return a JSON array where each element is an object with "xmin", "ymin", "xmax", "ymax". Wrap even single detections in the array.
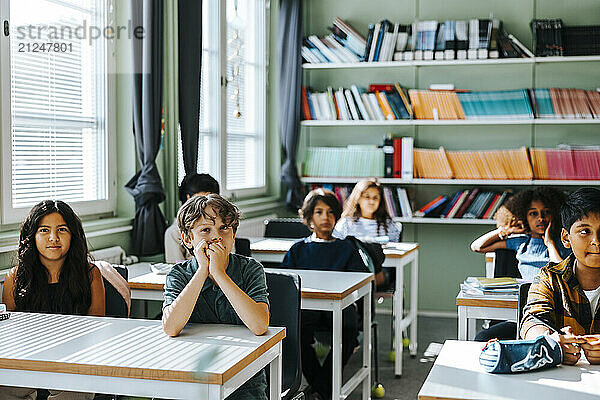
[
  {"xmin": 0, "ymin": 0, "xmax": 114, "ymax": 223},
  {"xmin": 178, "ymin": 0, "xmax": 267, "ymax": 197}
]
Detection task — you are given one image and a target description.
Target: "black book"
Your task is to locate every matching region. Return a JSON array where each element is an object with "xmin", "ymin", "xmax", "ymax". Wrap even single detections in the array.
[
  {"xmin": 364, "ymin": 24, "xmax": 375, "ymax": 61},
  {"xmin": 383, "ymin": 135, "xmax": 394, "ymax": 178}
]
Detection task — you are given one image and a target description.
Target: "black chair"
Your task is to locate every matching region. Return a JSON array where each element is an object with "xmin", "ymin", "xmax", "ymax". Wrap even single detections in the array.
[
  {"xmin": 265, "ymin": 270, "xmax": 303, "ymax": 400},
  {"xmin": 264, "ymin": 218, "xmax": 311, "ymax": 239},
  {"xmin": 234, "ymin": 237, "xmax": 252, "ymax": 257},
  {"xmin": 104, "ymin": 265, "xmax": 129, "ymax": 318},
  {"xmin": 493, "ymin": 248, "xmax": 521, "ymax": 278},
  {"xmin": 517, "ymin": 282, "xmax": 532, "ymax": 339}
]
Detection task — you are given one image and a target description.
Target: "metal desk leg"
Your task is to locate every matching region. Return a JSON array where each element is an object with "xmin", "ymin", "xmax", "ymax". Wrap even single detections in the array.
[
  {"xmin": 468, "ymin": 318, "xmax": 477, "ymax": 340},
  {"xmin": 458, "ymin": 306, "xmax": 467, "ymax": 340},
  {"xmin": 332, "ymin": 303, "xmax": 342, "ymax": 400},
  {"xmin": 394, "ymin": 259, "xmax": 404, "ymax": 378},
  {"xmin": 362, "ymin": 290, "xmax": 372, "ymax": 400},
  {"xmin": 270, "ymin": 343, "xmax": 282, "ymax": 400},
  {"xmin": 409, "ymin": 251, "xmax": 418, "ymax": 357}
]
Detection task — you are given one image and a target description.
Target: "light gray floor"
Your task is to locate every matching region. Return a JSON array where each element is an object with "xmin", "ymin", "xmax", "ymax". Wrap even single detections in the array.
[{"xmin": 344, "ymin": 313, "xmax": 458, "ymax": 400}]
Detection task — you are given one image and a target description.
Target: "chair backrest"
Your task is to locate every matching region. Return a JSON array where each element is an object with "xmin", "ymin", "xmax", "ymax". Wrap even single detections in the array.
[
  {"xmin": 264, "ymin": 218, "xmax": 311, "ymax": 239},
  {"xmin": 94, "ymin": 260, "xmax": 130, "ymax": 318},
  {"xmin": 493, "ymin": 248, "xmax": 521, "ymax": 278},
  {"xmin": 517, "ymin": 282, "xmax": 532, "ymax": 339},
  {"xmin": 234, "ymin": 237, "xmax": 251, "ymax": 257},
  {"xmin": 265, "ymin": 270, "xmax": 301, "ymax": 400}
]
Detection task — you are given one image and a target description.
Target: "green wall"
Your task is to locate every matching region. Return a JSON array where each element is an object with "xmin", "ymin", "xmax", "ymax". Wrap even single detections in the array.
[{"xmin": 296, "ymin": 0, "xmax": 600, "ymax": 313}]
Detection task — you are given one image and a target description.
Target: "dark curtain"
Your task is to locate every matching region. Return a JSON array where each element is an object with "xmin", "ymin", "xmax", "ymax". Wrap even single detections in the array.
[
  {"xmin": 126, "ymin": 0, "xmax": 167, "ymax": 256},
  {"xmin": 178, "ymin": 0, "xmax": 202, "ymax": 174},
  {"xmin": 278, "ymin": 0, "xmax": 304, "ymax": 209}
]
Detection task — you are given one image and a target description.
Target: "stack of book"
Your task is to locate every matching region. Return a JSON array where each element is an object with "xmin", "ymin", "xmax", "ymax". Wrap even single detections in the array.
[
  {"xmin": 302, "ymin": 17, "xmax": 531, "ymax": 64},
  {"xmin": 416, "ymin": 189, "xmax": 511, "ymax": 220},
  {"xmin": 303, "ymin": 85, "xmax": 600, "ymax": 121},
  {"xmin": 532, "ymin": 19, "xmax": 600, "ymax": 57},
  {"xmin": 531, "ymin": 19, "xmax": 564, "ymax": 57},
  {"xmin": 301, "ymin": 84, "xmax": 412, "ymax": 121},
  {"xmin": 302, "ymin": 18, "xmax": 366, "ymax": 63},
  {"xmin": 461, "ymin": 277, "xmax": 520, "ymax": 296},
  {"xmin": 530, "ymin": 146, "xmax": 600, "ymax": 180},
  {"xmin": 533, "ymin": 88, "xmax": 600, "ymax": 119},
  {"xmin": 457, "ymin": 90, "xmax": 534, "ymax": 119},
  {"xmin": 303, "ymin": 146, "xmax": 384, "ymax": 177},
  {"xmin": 413, "ymin": 147, "xmax": 533, "ymax": 180},
  {"xmin": 409, "ymin": 90, "xmax": 465, "ymax": 119}
]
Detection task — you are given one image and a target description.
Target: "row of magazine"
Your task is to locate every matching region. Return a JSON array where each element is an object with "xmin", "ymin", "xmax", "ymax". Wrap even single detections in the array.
[{"xmin": 303, "ymin": 85, "xmax": 600, "ymax": 121}]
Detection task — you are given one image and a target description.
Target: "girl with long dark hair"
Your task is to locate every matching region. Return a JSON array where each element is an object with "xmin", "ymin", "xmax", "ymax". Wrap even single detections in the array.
[{"xmin": 1, "ymin": 200, "xmax": 104, "ymax": 399}]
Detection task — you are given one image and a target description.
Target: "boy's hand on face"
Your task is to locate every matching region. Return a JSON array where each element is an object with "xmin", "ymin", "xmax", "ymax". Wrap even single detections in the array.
[
  {"xmin": 580, "ymin": 335, "xmax": 600, "ymax": 364},
  {"xmin": 550, "ymin": 326, "xmax": 586, "ymax": 365},
  {"xmin": 193, "ymin": 239, "xmax": 210, "ymax": 276},
  {"xmin": 207, "ymin": 239, "xmax": 228, "ymax": 279}
]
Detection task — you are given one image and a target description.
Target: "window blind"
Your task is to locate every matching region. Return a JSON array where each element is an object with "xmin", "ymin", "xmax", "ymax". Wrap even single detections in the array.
[{"xmin": 9, "ymin": 0, "xmax": 106, "ymax": 208}]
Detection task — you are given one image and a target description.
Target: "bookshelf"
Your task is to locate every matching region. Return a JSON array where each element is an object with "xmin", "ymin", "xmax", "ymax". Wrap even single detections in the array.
[
  {"xmin": 395, "ymin": 217, "xmax": 496, "ymax": 225},
  {"xmin": 301, "ymin": 177, "xmax": 600, "ymax": 186},
  {"xmin": 301, "ymin": 119, "xmax": 600, "ymax": 127},
  {"xmin": 302, "ymin": 55, "xmax": 600, "ymax": 70},
  {"xmin": 299, "ymin": 0, "xmax": 600, "ymax": 314}
]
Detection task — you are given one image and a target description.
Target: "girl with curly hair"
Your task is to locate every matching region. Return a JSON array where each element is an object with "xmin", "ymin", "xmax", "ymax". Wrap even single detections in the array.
[
  {"xmin": 471, "ymin": 187, "xmax": 571, "ymax": 281},
  {"xmin": 1, "ymin": 200, "xmax": 104, "ymax": 399},
  {"xmin": 333, "ymin": 178, "xmax": 402, "ymax": 242}
]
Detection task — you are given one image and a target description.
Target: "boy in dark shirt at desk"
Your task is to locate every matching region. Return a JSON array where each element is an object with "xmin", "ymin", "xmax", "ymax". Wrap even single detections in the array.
[
  {"xmin": 522, "ymin": 188, "xmax": 600, "ymax": 365},
  {"xmin": 282, "ymin": 188, "xmax": 368, "ymax": 400},
  {"xmin": 161, "ymin": 194, "xmax": 270, "ymax": 400}
]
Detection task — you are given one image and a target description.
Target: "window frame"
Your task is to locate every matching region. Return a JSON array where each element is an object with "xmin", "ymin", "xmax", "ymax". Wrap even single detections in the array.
[
  {"xmin": 178, "ymin": 0, "xmax": 268, "ymax": 200},
  {"xmin": 0, "ymin": 0, "xmax": 117, "ymax": 224}
]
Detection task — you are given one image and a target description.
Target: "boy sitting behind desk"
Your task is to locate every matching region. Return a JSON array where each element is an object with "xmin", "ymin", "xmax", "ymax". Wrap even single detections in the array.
[
  {"xmin": 282, "ymin": 188, "xmax": 368, "ymax": 400},
  {"xmin": 521, "ymin": 188, "xmax": 600, "ymax": 365},
  {"xmin": 162, "ymin": 194, "xmax": 270, "ymax": 400}
]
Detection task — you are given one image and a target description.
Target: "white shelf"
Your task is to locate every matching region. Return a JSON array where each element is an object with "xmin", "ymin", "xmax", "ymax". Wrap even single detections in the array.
[
  {"xmin": 301, "ymin": 177, "xmax": 600, "ymax": 186},
  {"xmin": 395, "ymin": 217, "xmax": 496, "ymax": 225},
  {"xmin": 300, "ymin": 118, "xmax": 600, "ymax": 127},
  {"xmin": 302, "ymin": 55, "xmax": 600, "ymax": 70}
]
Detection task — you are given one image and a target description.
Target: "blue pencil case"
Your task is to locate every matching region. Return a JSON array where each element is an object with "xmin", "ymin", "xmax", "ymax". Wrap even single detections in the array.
[{"xmin": 479, "ymin": 334, "xmax": 562, "ymax": 373}]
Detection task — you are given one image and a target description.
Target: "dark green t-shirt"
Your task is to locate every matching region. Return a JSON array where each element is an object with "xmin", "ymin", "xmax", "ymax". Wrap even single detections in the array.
[{"xmin": 163, "ymin": 253, "xmax": 270, "ymax": 400}]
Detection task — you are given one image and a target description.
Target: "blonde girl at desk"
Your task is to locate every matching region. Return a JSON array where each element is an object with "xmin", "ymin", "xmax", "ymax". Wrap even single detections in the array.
[{"xmin": 1, "ymin": 200, "xmax": 105, "ymax": 399}]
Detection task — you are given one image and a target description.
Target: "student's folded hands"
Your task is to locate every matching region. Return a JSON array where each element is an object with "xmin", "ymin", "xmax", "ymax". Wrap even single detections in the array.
[
  {"xmin": 551, "ymin": 326, "xmax": 587, "ymax": 365},
  {"xmin": 580, "ymin": 335, "xmax": 600, "ymax": 364}
]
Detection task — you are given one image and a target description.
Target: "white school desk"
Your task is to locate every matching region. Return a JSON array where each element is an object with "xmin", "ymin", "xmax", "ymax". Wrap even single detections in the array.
[
  {"xmin": 267, "ymin": 268, "xmax": 373, "ymax": 400},
  {"xmin": 418, "ymin": 340, "xmax": 600, "ymax": 400},
  {"xmin": 128, "ymin": 265, "xmax": 373, "ymax": 400},
  {"xmin": 456, "ymin": 291, "xmax": 518, "ymax": 340},
  {"xmin": 0, "ymin": 312, "xmax": 285, "ymax": 400},
  {"xmin": 250, "ymin": 238, "xmax": 420, "ymax": 377}
]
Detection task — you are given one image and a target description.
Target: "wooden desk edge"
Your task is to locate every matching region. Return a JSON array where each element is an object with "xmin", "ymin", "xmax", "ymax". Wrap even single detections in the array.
[
  {"xmin": 385, "ymin": 243, "xmax": 420, "ymax": 258},
  {"xmin": 222, "ymin": 327, "xmax": 286, "ymax": 384},
  {"xmin": 129, "ymin": 281, "xmax": 165, "ymax": 291},
  {"xmin": 0, "ymin": 328, "xmax": 286, "ymax": 385},
  {"xmin": 0, "ymin": 358, "xmax": 216, "ymax": 384},
  {"xmin": 301, "ymin": 274, "xmax": 374, "ymax": 300},
  {"xmin": 456, "ymin": 297, "xmax": 518, "ymax": 309}
]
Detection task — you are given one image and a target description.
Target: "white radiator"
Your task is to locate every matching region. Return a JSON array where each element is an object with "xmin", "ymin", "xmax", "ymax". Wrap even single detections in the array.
[
  {"xmin": 90, "ymin": 246, "xmax": 126, "ymax": 264},
  {"xmin": 237, "ymin": 214, "xmax": 277, "ymax": 237}
]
